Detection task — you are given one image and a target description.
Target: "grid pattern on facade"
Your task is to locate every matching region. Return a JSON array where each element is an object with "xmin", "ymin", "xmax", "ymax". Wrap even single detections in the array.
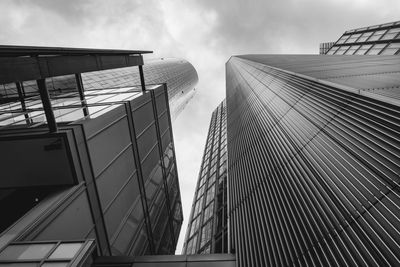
[
  {"xmin": 226, "ymin": 55, "xmax": 400, "ymax": 266},
  {"xmin": 326, "ymin": 20, "xmax": 400, "ymax": 55},
  {"xmin": 183, "ymin": 101, "xmax": 228, "ymax": 255}
]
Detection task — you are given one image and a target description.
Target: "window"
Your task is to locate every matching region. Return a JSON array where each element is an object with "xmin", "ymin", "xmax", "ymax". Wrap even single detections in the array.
[
  {"xmin": 208, "ymin": 172, "xmax": 217, "ymax": 185},
  {"xmin": 344, "ymin": 33, "xmax": 361, "ymax": 43},
  {"xmin": 366, "ymin": 44, "xmax": 386, "ymax": 55},
  {"xmin": 380, "ymin": 43, "xmax": 400, "ymax": 55},
  {"xmin": 190, "ymin": 216, "xmax": 201, "ymax": 237},
  {"xmin": 335, "ymin": 35, "xmax": 349, "ymax": 44},
  {"xmin": 333, "ymin": 46, "xmax": 350, "ymax": 55},
  {"xmin": 186, "ymin": 234, "xmax": 198, "ymax": 254},
  {"xmin": 354, "ymin": 44, "xmax": 373, "ymax": 55},
  {"xmin": 344, "ymin": 45, "xmax": 361, "ymax": 55},
  {"xmin": 204, "ymin": 202, "xmax": 214, "ymax": 221},
  {"xmin": 206, "ymin": 186, "xmax": 215, "ymax": 205},
  {"xmin": 197, "ymin": 184, "xmax": 205, "ymax": 199},
  {"xmin": 367, "ymin": 30, "xmax": 387, "ymax": 41},
  {"xmin": 356, "ymin": 31, "xmax": 373, "ymax": 42},
  {"xmin": 0, "ymin": 241, "xmax": 87, "ymax": 267},
  {"xmin": 193, "ymin": 198, "xmax": 203, "ymax": 216},
  {"xmin": 381, "ymin": 28, "xmax": 400, "ymax": 40},
  {"xmin": 200, "ymin": 220, "xmax": 213, "ymax": 248}
]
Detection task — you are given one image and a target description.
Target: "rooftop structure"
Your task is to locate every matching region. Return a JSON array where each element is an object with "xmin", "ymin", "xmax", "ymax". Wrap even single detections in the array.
[{"xmin": 325, "ymin": 20, "xmax": 400, "ymax": 55}]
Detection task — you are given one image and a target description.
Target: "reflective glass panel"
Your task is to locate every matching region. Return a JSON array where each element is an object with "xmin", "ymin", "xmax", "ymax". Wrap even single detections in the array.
[
  {"xmin": 357, "ymin": 31, "xmax": 373, "ymax": 42},
  {"xmin": 48, "ymin": 243, "xmax": 82, "ymax": 259},
  {"xmin": 0, "ymin": 244, "xmax": 54, "ymax": 260},
  {"xmin": 366, "ymin": 44, "xmax": 386, "ymax": 55},
  {"xmin": 354, "ymin": 44, "xmax": 373, "ymax": 55},
  {"xmin": 367, "ymin": 30, "xmax": 387, "ymax": 41},
  {"xmin": 333, "ymin": 46, "xmax": 350, "ymax": 55}
]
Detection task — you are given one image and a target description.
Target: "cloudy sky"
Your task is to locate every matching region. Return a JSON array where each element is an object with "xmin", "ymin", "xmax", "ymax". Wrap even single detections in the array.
[{"xmin": 1, "ymin": 0, "xmax": 399, "ymax": 253}]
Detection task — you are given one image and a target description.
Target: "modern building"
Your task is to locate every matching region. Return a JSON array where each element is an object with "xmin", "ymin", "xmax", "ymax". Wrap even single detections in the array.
[
  {"xmin": 225, "ymin": 54, "xmax": 400, "ymax": 266},
  {"xmin": 183, "ymin": 101, "xmax": 228, "ymax": 255},
  {"xmin": 319, "ymin": 42, "xmax": 335, "ymax": 54},
  {"xmin": 184, "ymin": 54, "xmax": 400, "ymax": 267},
  {"xmin": 0, "ymin": 46, "xmax": 191, "ymax": 266},
  {"xmin": 325, "ymin": 20, "xmax": 400, "ymax": 55}
]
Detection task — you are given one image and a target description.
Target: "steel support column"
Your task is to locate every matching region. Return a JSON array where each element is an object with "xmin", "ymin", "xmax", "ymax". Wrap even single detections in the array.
[
  {"xmin": 16, "ymin": 82, "xmax": 32, "ymax": 125},
  {"xmin": 138, "ymin": 65, "xmax": 146, "ymax": 92},
  {"xmin": 36, "ymin": 78, "xmax": 57, "ymax": 132},
  {"xmin": 75, "ymin": 73, "xmax": 89, "ymax": 117}
]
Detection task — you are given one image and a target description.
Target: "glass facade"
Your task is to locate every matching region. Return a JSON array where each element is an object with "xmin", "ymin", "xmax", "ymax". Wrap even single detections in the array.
[
  {"xmin": 225, "ymin": 55, "xmax": 400, "ymax": 266},
  {"xmin": 325, "ymin": 20, "xmax": 400, "ymax": 55},
  {"xmin": 0, "ymin": 48, "xmax": 186, "ymax": 264},
  {"xmin": 183, "ymin": 101, "xmax": 228, "ymax": 255}
]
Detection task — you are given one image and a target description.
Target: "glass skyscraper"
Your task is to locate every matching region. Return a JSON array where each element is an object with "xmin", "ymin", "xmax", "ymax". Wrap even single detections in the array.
[
  {"xmin": 183, "ymin": 101, "xmax": 228, "ymax": 254},
  {"xmin": 184, "ymin": 21, "xmax": 400, "ymax": 267}
]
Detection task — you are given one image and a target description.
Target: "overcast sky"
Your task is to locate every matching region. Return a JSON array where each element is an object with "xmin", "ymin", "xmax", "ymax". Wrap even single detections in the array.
[{"xmin": 1, "ymin": 0, "xmax": 399, "ymax": 254}]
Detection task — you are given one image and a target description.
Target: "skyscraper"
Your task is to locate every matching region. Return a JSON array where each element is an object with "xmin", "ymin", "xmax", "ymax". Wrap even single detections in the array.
[
  {"xmin": 225, "ymin": 54, "xmax": 400, "ymax": 266},
  {"xmin": 184, "ymin": 34, "xmax": 400, "ymax": 267},
  {"xmin": 0, "ymin": 46, "xmax": 197, "ymax": 266},
  {"xmin": 183, "ymin": 101, "xmax": 228, "ymax": 254}
]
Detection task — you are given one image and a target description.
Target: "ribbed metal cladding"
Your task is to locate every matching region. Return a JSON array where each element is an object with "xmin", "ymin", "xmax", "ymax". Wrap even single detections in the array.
[{"xmin": 226, "ymin": 55, "xmax": 400, "ymax": 267}]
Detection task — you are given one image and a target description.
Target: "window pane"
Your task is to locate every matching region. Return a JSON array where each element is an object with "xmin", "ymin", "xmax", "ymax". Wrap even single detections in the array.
[
  {"xmin": 0, "ymin": 264, "xmax": 37, "ymax": 267},
  {"xmin": 366, "ymin": 44, "xmax": 386, "ymax": 55},
  {"xmin": 333, "ymin": 46, "xmax": 346, "ymax": 55},
  {"xmin": 367, "ymin": 30, "xmax": 387, "ymax": 41},
  {"xmin": 344, "ymin": 45, "xmax": 361, "ymax": 55},
  {"xmin": 0, "ymin": 244, "xmax": 55, "ymax": 260},
  {"xmin": 357, "ymin": 31, "xmax": 373, "ymax": 42},
  {"xmin": 336, "ymin": 35, "xmax": 349, "ymax": 44},
  {"xmin": 48, "ymin": 243, "xmax": 82, "ymax": 259}
]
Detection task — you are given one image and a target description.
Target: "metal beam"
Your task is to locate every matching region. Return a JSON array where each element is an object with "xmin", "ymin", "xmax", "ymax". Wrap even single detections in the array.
[
  {"xmin": 16, "ymin": 82, "xmax": 31, "ymax": 125},
  {"xmin": 75, "ymin": 73, "xmax": 89, "ymax": 117},
  {"xmin": 0, "ymin": 54, "xmax": 145, "ymax": 84},
  {"xmin": 36, "ymin": 79, "xmax": 57, "ymax": 132},
  {"xmin": 138, "ymin": 65, "xmax": 146, "ymax": 92}
]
